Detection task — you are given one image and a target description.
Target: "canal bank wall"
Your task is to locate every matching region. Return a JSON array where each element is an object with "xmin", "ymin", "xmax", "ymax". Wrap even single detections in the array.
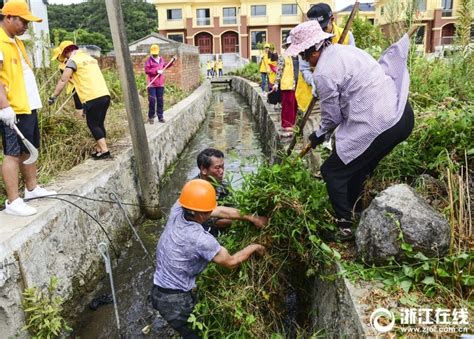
[
  {"xmin": 0, "ymin": 82, "xmax": 212, "ymax": 337},
  {"xmin": 231, "ymin": 76, "xmax": 372, "ymax": 337}
]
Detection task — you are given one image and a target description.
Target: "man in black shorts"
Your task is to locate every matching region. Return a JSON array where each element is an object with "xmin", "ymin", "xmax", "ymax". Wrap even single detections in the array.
[{"xmin": 0, "ymin": 2, "xmax": 55, "ymax": 216}]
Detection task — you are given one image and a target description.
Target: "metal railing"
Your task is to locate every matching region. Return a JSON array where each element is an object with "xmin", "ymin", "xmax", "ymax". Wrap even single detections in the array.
[
  {"xmin": 442, "ymin": 9, "xmax": 453, "ymax": 17},
  {"xmin": 223, "ymin": 16, "xmax": 237, "ymax": 24},
  {"xmin": 196, "ymin": 17, "xmax": 211, "ymax": 25}
]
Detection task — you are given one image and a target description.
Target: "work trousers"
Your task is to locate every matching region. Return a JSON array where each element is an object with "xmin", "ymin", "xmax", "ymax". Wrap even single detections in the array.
[
  {"xmin": 152, "ymin": 285, "xmax": 200, "ymax": 338},
  {"xmin": 280, "ymin": 90, "xmax": 297, "ymax": 128},
  {"xmin": 260, "ymin": 72, "xmax": 268, "ymax": 92},
  {"xmin": 84, "ymin": 95, "xmax": 110, "ymax": 141},
  {"xmin": 320, "ymin": 101, "xmax": 414, "ymax": 225},
  {"xmin": 148, "ymin": 86, "xmax": 164, "ymax": 120}
]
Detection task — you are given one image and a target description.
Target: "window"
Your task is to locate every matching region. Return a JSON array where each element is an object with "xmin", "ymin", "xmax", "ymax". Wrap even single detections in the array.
[
  {"xmin": 380, "ymin": 6, "xmax": 384, "ymax": 15},
  {"xmin": 196, "ymin": 8, "xmax": 210, "ymax": 25},
  {"xmin": 281, "ymin": 29, "xmax": 291, "ymax": 45},
  {"xmin": 167, "ymin": 9, "xmax": 182, "ymax": 20},
  {"xmin": 251, "ymin": 5, "xmax": 266, "ymax": 16},
  {"xmin": 168, "ymin": 34, "xmax": 184, "ymax": 43},
  {"xmin": 282, "ymin": 4, "xmax": 297, "ymax": 15},
  {"xmin": 415, "ymin": 26, "xmax": 425, "ymax": 45},
  {"xmin": 251, "ymin": 30, "xmax": 266, "ymax": 50},
  {"xmin": 416, "ymin": 0, "xmax": 426, "ymax": 12},
  {"xmin": 223, "ymin": 7, "xmax": 237, "ymax": 24}
]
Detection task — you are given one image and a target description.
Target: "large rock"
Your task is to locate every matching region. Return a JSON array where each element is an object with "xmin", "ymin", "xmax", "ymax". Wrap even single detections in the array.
[{"xmin": 356, "ymin": 184, "xmax": 450, "ymax": 265}]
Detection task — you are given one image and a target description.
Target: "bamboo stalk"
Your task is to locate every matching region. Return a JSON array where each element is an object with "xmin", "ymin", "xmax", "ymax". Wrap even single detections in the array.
[
  {"xmin": 447, "ymin": 168, "xmax": 455, "ymax": 254},
  {"xmin": 465, "ymin": 150, "xmax": 472, "ymax": 238},
  {"xmin": 458, "ymin": 172, "xmax": 463, "ymax": 250}
]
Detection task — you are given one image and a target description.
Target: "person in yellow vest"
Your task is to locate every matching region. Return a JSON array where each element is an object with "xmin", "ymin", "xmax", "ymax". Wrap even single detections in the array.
[
  {"xmin": 0, "ymin": 1, "xmax": 56, "ymax": 216},
  {"xmin": 259, "ymin": 43, "xmax": 271, "ymax": 95},
  {"xmin": 49, "ymin": 41, "xmax": 111, "ymax": 160},
  {"xmin": 51, "ymin": 47, "xmax": 84, "ymax": 119},
  {"xmin": 295, "ymin": 3, "xmax": 355, "ymax": 112},
  {"xmin": 206, "ymin": 60, "xmax": 212, "ymax": 78},
  {"xmin": 272, "ymin": 37, "xmax": 298, "ymax": 136},
  {"xmin": 217, "ymin": 58, "xmax": 223, "ymax": 77}
]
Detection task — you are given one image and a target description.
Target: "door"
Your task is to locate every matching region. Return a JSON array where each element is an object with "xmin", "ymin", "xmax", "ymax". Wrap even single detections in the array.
[
  {"xmin": 222, "ymin": 31, "xmax": 238, "ymax": 53},
  {"xmin": 195, "ymin": 33, "xmax": 213, "ymax": 54}
]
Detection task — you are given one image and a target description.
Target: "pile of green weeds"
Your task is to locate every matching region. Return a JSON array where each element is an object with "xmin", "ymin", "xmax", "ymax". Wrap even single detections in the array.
[{"xmin": 191, "ymin": 158, "xmax": 340, "ymax": 337}]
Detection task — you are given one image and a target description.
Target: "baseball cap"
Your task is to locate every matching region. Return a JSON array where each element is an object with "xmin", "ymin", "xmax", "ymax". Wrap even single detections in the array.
[
  {"xmin": 2, "ymin": 1, "xmax": 43, "ymax": 23},
  {"xmin": 307, "ymin": 3, "xmax": 332, "ymax": 29}
]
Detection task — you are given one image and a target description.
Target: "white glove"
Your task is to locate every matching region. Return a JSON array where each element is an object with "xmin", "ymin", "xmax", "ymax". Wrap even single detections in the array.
[
  {"xmin": 272, "ymin": 84, "xmax": 278, "ymax": 92},
  {"xmin": 157, "ymin": 70, "xmax": 164, "ymax": 75},
  {"xmin": 0, "ymin": 106, "xmax": 15, "ymax": 128}
]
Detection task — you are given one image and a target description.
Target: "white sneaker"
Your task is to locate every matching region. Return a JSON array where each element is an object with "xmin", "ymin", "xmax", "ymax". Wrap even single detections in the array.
[
  {"xmin": 5, "ymin": 198, "xmax": 37, "ymax": 216},
  {"xmin": 24, "ymin": 186, "xmax": 57, "ymax": 200}
]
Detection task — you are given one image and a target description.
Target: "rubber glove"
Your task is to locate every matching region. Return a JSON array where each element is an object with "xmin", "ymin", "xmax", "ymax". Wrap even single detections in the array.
[{"xmin": 308, "ymin": 131, "xmax": 325, "ymax": 149}]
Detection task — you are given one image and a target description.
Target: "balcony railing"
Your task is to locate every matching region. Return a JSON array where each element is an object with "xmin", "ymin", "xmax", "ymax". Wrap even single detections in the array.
[
  {"xmin": 441, "ymin": 35, "xmax": 455, "ymax": 45},
  {"xmin": 442, "ymin": 9, "xmax": 453, "ymax": 17},
  {"xmin": 223, "ymin": 16, "xmax": 237, "ymax": 24},
  {"xmin": 197, "ymin": 17, "xmax": 211, "ymax": 26}
]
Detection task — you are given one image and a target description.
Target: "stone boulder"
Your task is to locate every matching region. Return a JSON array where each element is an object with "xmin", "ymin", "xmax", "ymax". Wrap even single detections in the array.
[{"xmin": 356, "ymin": 184, "xmax": 450, "ymax": 265}]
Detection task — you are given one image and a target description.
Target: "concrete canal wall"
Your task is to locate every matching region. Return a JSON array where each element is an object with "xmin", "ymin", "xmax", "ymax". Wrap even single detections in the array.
[{"xmin": 0, "ymin": 82, "xmax": 212, "ymax": 337}]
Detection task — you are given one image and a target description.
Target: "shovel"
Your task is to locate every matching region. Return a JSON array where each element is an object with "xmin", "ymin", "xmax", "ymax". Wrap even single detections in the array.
[{"xmin": 12, "ymin": 124, "xmax": 38, "ymax": 164}]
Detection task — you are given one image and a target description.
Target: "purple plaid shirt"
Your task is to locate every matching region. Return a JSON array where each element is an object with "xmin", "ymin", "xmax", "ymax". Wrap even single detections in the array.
[{"xmin": 313, "ymin": 34, "xmax": 410, "ymax": 164}]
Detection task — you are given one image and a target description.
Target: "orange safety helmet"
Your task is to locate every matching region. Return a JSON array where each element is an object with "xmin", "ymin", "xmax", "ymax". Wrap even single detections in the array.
[{"xmin": 178, "ymin": 179, "xmax": 217, "ymax": 212}]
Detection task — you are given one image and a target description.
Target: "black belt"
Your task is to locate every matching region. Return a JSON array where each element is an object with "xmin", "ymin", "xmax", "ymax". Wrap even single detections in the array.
[{"xmin": 155, "ymin": 285, "xmax": 188, "ymax": 294}]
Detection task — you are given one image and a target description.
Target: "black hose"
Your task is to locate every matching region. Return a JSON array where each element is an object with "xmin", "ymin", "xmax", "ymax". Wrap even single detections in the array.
[{"xmin": 31, "ymin": 196, "xmax": 120, "ymax": 258}]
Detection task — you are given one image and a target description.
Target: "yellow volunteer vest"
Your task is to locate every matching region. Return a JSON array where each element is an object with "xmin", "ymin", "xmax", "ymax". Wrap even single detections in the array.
[
  {"xmin": 69, "ymin": 51, "xmax": 109, "ymax": 103},
  {"xmin": 0, "ymin": 27, "xmax": 32, "ymax": 114},
  {"xmin": 295, "ymin": 24, "xmax": 351, "ymax": 111},
  {"xmin": 268, "ymin": 60, "xmax": 277, "ymax": 84},
  {"xmin": 280, "ymin": 56, "xmax": 294, "ymax": 91},
  {"xmin": 206, "ymin": 62, "xmax": 211, "ymax": 70},
  {"xmin": 259, "ymin": 53, "xmax": 269, "ymax": 73}
]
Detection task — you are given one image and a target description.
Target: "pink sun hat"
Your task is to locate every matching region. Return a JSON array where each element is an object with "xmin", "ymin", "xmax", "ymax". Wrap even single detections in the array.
[{"xmin": 284, "ymin": 20, "xmax": 334, "ymax": 57}]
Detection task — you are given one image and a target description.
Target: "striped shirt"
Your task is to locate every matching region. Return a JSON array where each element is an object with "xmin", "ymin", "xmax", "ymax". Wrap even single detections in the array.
[{"xmin": 313, "ymin": 34, "xmax": 410, "ymax": 164}]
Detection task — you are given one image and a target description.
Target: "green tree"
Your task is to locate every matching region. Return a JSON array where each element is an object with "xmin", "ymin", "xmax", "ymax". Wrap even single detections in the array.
[
  {"xmin": 344, "ymin": 15, "xmax": 388, "ymax": 51},
  {"xmin": 48, "ymin": 0, "xmax": 157, "ymax": 52}
]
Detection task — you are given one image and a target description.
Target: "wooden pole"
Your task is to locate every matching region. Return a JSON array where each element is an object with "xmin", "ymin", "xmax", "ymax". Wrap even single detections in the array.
[{"xmin": 105, "ymin": 0, "xmax": 161, "ymax": 218}]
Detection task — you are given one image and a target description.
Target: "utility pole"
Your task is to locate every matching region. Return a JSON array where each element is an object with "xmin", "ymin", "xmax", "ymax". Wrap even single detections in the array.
[{"xmin": 105, "ymin": 0, "xmax": 161, "ymax": 218}]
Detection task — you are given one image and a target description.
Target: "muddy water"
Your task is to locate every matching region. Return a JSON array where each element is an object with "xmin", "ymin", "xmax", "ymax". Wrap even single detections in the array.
[{"xmin": 73, "ymin": 88, "xmax": 264, "ymax": 338}]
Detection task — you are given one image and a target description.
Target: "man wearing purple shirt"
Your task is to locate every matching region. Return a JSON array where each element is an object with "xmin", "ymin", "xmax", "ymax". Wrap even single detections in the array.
[
  {"xmin": 286, "ymin": 21, "xmax": 414, "ymax": 240},
  {"xmin": 152, "ymin": 179, "xmax": 265, "ymax": 338}
]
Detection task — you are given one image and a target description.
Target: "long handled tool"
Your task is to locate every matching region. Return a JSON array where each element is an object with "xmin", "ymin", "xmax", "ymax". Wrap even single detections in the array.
[
  {"xmin": 12, "ymin": 125, "xmax": 38, "ymax": 164},
  {"xmin": 286, "ymin": 1, "xmax": 360, "ymax": 157},
  {"xmin": 98, "ymin": 242, "xmax": 121, "ymax": 333},
  {"xmin": 145, "ymin": 56, "xmax": 176, "ymax": 89}
]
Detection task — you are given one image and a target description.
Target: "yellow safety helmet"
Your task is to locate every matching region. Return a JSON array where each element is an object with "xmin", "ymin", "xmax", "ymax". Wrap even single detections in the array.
[
  {"xmin": 264, "ymin": 43, "xmax": 270, "ymax": 49},
  {"xmin": 150, "ymin": 44, "xmax": 160, "ymax": 55},
  {"xmin": 178, "ymin": 179, "xmax": 217, "ymax": 212}
]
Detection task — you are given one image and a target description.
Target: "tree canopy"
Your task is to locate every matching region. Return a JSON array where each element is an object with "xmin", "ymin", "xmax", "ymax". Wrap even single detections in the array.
[{"xmin": 48, "ymin": 0, "xmax": 158, "ymax": 52}]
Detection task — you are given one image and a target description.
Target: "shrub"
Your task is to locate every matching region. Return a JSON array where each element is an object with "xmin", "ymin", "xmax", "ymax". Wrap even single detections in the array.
[{"xmin": 22, "ymin": 276, "xmax": 72, "ymax": 338}]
